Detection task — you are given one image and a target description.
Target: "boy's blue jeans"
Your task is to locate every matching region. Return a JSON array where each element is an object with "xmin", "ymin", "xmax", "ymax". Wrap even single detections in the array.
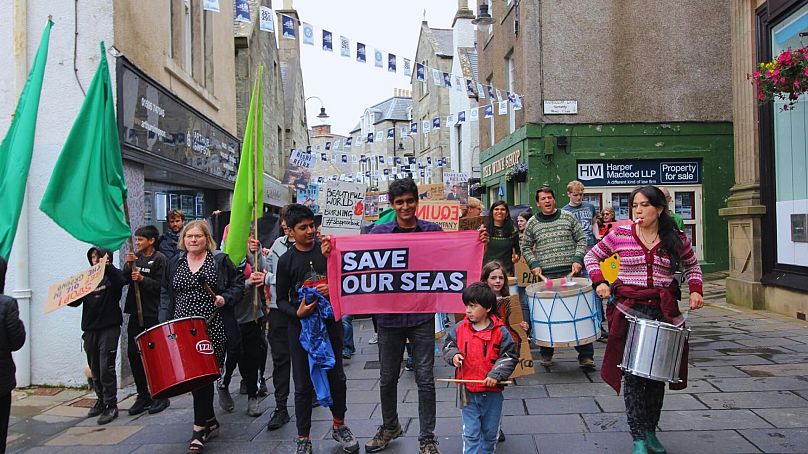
[
  {"xmin": 461, "ymin": 391, "xmax": 504, "ymax": 454},
  {"xmin": 341, "ymin": 315, "xmax": 355, "ymax": 357}
]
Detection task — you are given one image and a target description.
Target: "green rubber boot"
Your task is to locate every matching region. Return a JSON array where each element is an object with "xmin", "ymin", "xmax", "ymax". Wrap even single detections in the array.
[
  {"xmin": 632, "ymin": 439, "xmax": 649, "ymax": 454},
  {"xmin": 645, "ymin": 432, "xmax": 667, "ymax": 453}
]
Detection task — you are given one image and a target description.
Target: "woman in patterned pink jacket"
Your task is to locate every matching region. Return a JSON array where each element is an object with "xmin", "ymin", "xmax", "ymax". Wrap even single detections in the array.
[{"xmin": 584, "ymin": 185, "xmax": 704, "ymax": 454}]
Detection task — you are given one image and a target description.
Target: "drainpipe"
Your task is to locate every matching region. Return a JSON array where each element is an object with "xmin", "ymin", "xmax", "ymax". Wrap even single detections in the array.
[{"xmin": 11, "ymin": 0, "xmax": 32, "ymax": 387}]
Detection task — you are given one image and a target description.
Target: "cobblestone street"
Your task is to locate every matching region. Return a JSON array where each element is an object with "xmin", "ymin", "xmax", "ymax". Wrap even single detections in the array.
[{"xmin": 8, "ymin": 276, "xmax": 808, "ymax": 453}]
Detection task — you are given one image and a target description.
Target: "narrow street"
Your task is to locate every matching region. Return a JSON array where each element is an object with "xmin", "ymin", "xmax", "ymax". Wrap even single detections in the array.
[{"xmin": 7, "ymin": 275, "xmax": 808, "ymax": 453}]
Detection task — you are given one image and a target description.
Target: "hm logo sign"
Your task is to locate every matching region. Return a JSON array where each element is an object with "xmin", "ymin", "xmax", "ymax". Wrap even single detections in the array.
[{"xmin": 577, "ymin": 163, "xmax": 603, "ymax": 181}]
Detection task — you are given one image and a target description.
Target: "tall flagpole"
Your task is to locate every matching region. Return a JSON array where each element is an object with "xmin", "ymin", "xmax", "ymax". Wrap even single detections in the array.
[{"xmin": 252, "ymin": 66, "xmax": 263, "ymax": 319}]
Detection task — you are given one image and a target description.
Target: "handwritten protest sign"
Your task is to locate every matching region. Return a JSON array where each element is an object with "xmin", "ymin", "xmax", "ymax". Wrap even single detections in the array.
[
  {"xmin": 326, "ymin": 231, "xmax": 484, "ymax": 318},
  {"xmin": 415, "ymin": 200, "xmax": 461, "ymax": 231},
  {"xmin": 44, "ymin": 256, "xmax": 108, "ymax": 314},
  {"xmin": 321, "ymin": 181, "xmax": 366, "ymax": 235},
  {"xmin": 458, "ymin": 215, "xmax": 487, "ymax": 231},
  {"xmin": 514, "ymin": 256, "xmax": 540, "ymax": 288},
  {"xmin": 496, "ymin": 295, "xmax": 535, "ymax": 377}
]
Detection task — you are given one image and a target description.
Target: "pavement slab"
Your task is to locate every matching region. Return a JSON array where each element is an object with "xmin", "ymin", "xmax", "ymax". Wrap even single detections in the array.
[
  {"xmin": 740, "ymin": 428, "xmax": 808, "ymax": 453},
  {"xmin": 694, "ymin": 390, "xmax": 808, "ymax": 409},
  {"xmin": 658, "ymin": 409, "xmax": 773, "ymax": 431},
  {"xmin": 45, "ymin": 425, "xmax": 143, "ymax": 446}
]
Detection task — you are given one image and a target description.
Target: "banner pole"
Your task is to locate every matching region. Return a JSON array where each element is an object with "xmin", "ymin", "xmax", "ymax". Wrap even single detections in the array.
[{"xmin": 123, "ymin": 201, "xmax": 144, "ymax": 327}]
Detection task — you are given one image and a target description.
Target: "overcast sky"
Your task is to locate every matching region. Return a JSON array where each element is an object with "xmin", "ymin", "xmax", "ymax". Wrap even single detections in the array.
[{"xmin": 293, "ymin": 0, "xmax": 460, "ymax": 135}]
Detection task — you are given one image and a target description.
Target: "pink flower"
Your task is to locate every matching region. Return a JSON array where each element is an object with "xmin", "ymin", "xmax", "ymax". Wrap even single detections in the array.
[{"xmin": 753, "ymin": 71, "xmax": 762, "ymax": 78}]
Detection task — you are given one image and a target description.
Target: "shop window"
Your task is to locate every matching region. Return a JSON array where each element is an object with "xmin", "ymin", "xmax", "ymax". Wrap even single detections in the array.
[
  {"xmin": 583, "ymin": 194, "xmax": 602, "ymax": 212},
  {"xmin": 770, "ymin": 2, "xmax": 808, "ymax": 268},
  {"xmin": 683, "ymin": 225, "xmax": 696, "ymax": 248},
  {"xmin": 675, "ymin": 192, "xmax": 696, "ymax": 220},
  {"xmin": 154, "ymin": 192, "xmax": 167, "ymax": 221},
  {"xmin": 611, "ymin": 193, "xmax": 631, "ymax": 220}
]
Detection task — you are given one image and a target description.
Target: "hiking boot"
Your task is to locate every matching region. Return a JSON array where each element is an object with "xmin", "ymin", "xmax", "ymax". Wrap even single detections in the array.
[
  {"xmin": 87, "ymin": 399, "xmax": 104, "ymax": 418},
  {"xmin": 632, "ymin": 439, "xmax": 649, "ymax": 454},
  {"xmin": 332, "ymin": 424, "xmax": 360, "ymax": 453},
  {"xmin": 148, "ymin": 398, "xmax": 170, "ymax": 414},
  {"xmin": 257, "ymin": 377, "xmax": 268, "ymax": 397},
  {"xmin": 296, "ymin": 437, "xmax": 313, "ymax": 454},
  {"xmin": 418, "ymin": 437, "xmax": 441, "ymax": 454},
  {"xmin": 218, "ymin": 387, "xmax": 234, "ymax": 413},
  {"xmin": 128, "ymin": 395, "xmax": 152, "ymax": 416},
  {"xmin": 266, "ymin": 407, "xmax": 291, "ymax": 430},
  {"xmin": 365, "ymin": 424, "xmax": 403, "ymax": 452},
  {"xmin": 239, "ymin": 380, "xmax": 248, "ymax": 395},
  {"xmin": 97, "ymin": 404, "xmax": 118, "ymax": 425},
  {"xmin": 247, "ymin": 397, "xmax": 263, "ymax": 417},
  {"xmin": 539, "ymin": 355, "xmax": 553, "ymax": 367},
  {"xmin": 368, "ymin": 333, "xmax": 378, "ymax": 344},
  {"xmin": 579, "ymin": 357, "xmax": 597, "ymax": 370}
]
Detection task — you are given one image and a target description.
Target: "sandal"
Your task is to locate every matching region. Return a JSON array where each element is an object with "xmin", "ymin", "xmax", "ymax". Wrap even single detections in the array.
[
  {"xmin": 204, "ymin": 419, "xmax": 220, "ymax": 442},
  {"xmin": 187, "ymin": 428, "xmax": 205, "ymax": 453}
]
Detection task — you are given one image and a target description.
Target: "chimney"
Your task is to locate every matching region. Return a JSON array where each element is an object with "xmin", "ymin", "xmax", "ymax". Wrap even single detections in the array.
[{"xmin": 454, "ymin": 0, "xmax": 475, "ymax": 25}]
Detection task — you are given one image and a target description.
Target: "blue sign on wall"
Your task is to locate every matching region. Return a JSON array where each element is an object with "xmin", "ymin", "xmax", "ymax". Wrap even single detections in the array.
[{"xmin": 576, "ymin": 159, "xmax": 702, "ymax": 186}]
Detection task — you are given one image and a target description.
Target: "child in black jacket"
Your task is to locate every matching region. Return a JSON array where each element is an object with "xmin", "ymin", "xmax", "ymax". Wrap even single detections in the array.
[{"xmin": 68, "ymin": 247, "xmax": 125, "ymax": 425}]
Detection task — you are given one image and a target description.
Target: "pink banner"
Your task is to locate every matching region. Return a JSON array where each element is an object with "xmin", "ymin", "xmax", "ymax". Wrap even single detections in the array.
[{"xmin": 326, "ymin": 230, "xmax": 484, "ymax": 318}]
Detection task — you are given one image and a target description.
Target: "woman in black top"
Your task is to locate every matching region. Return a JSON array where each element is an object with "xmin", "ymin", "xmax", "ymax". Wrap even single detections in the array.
[
  {"xmin": 1, "ymin": 257, "xmax": 25, "ymax": 454},
  {"xmin": 159, "ymin": 220, "xmax": 244, "ymax": 454},
  {"xmin": 483, "ymin": 200, "xmax": 520, "ymax": 276}
]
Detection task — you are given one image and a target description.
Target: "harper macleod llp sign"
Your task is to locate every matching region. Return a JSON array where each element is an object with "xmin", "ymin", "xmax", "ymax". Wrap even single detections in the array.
[{"xmin": 576, "ymin": 159, "xmax": 702, "ymax": 186}]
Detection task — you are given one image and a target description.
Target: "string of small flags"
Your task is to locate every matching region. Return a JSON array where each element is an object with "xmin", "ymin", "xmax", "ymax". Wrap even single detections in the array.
[{"xmin": 207, "ymin": 0, "xmax": 524, "ymax": 120}]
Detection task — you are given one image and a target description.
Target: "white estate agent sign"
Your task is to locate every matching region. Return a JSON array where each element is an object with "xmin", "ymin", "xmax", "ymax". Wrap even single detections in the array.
[{"xmin": 543, "ymin": 100, "xmax": 578, "ymax": 115}]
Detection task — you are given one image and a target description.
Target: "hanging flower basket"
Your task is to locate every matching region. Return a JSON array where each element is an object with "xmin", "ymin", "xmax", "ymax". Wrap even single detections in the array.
[
  {"xmin": 749, "ymin": 46, "xmax": 808, "ymax": 111},
  {"xmin": 506, "ymin": 162, "xmax": 528, "ymax": 182}
]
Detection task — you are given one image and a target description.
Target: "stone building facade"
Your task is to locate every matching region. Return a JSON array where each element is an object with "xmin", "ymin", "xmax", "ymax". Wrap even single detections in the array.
[
  {"xmin": 476, "ymin": 0, "xmax": 735, "ymax": 272},
  {"xmin": 721, "ymin": 0, "xmax": 808, "ymax": 316}
]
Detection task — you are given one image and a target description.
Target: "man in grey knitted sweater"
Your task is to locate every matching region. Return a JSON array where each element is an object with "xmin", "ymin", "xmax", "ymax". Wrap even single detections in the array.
[{"xmin": 520, "ymin": 185, "xmax": 595, "ymax": 370}]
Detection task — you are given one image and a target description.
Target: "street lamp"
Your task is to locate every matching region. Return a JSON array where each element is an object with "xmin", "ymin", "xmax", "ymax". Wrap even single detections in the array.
[
  {"xmin": 472, "ymin": 1, "xmax": 494, "ymax": 25},
  {"xmin": 305, "ymin": 96, "xmax": 329, "ymax": 121}
]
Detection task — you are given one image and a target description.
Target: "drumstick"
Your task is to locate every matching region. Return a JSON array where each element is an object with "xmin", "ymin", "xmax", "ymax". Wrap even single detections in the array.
[
  {"xmin": 198, "ymin": 278, "xmax": 219, "ymax": 324},
  {"xmin": 437, "ymin": 378, "xmax": 513, "ymax": 385}
]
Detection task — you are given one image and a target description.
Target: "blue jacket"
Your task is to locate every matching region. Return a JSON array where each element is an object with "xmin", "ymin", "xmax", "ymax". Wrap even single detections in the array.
[
  {"xmin": 298, "ymin": 286, "xmax": 336, "ymax": 407},
  {"xmin": 369, "ymin": 218, "xmax": 442, "ymax": 234}
]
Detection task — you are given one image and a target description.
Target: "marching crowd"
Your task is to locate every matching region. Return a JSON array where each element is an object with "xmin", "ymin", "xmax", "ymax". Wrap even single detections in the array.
[{"xmin": 0, "ymin": 177, "xmax": 703, "ymax": 454}]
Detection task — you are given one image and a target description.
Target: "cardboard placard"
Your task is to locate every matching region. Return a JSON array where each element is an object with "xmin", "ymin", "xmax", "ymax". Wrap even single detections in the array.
[
  {"xmin": 418, "ymin": 183, "xmax": 445, "ymax": 201},
  {"xmin": 458, "ymin": 215, "xmax": 487, "ymax": 232},
  {"xmin": 415, "ymin": 200, "xmax": 461, "ymax": 231},
  {"xmin": 496, "ymin": 295, "xmax": 534, "ymax": 378},
  {"xmin": 321, "ymin": 181, "xmax": 366, "ymax": 235},
  {"xmin": 44, "ymin": 257, "xmax": 108, "ymax": 314},
  {"xmin": 514, "ymin": 256, "xmax": 540, "ymax": 288}
]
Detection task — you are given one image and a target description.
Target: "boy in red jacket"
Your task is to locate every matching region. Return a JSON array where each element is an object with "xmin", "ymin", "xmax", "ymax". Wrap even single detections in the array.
[{"xmin": 443, "ymin": 282, "xmax": 518, "ymax": 454}]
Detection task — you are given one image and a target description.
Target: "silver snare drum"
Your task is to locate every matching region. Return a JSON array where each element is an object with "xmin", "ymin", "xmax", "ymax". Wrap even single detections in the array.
[{"xmin": 619, "ymin": 316, "xmax": 689, "ymax": 383}]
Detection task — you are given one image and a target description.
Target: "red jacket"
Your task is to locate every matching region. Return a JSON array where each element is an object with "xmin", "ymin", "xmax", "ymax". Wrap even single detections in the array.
[{"xmin": 443, "ymin": 315, "xmax": 518, "ymax": 393}]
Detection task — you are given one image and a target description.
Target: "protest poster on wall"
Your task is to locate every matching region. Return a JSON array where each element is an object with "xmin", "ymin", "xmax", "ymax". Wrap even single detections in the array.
[
  {"xmin": 296, "ymin": 184, "xmax": 320, "ymax": 214},
  {"xmin": 289, "ymin": 149, "xmax": 315, "ymax": 168},
  {"xmin": 321, "ymin": 181, "xmax": 366, "ymax": 235},
  {"xmin": 443, "ymin": 172, "xmax": 469, "ymax": 204},
  {"xmin": 363, "ymin": 192, "xmax": 380, "ymax": 220},
  {"xmin": 496, "ymin": 295, "xmax": 535, "ymax": 377},
  {"xmin": 44, "ymin": 256, "xmax": 108, "ymax": 314},
  {"xmin": 415, "ymin": 200, "xmax": 461, "ymax": 231},
  {"xmin": 326, "ymin": 231, "xmax": 484, "ymax": 318}
]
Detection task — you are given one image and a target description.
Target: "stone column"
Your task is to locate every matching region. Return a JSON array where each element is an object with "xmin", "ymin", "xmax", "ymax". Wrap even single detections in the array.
[{"xmin": 719, "ymin": 0, "xmax": 767, "ymax": 309}]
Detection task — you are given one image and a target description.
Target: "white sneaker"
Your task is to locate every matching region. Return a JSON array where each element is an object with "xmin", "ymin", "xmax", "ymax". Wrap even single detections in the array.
[{"xmin": 368, "ymin": 333, "xmax": 378, "ymax": 344}]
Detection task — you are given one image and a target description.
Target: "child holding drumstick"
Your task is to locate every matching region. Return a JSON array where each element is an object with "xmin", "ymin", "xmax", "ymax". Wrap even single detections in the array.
[{"xmin": 443, "ymin": 282, "xmax": 517, "ymax": 454}]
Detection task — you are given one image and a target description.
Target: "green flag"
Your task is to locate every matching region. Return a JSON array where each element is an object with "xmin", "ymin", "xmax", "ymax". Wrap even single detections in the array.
[
  {"xmin": 39, "ymin": 42, "xmax": 131, "ymax": 250},
  {"xmin": 223, "ymin": 66, "xmax": 264, "ymax": 265},
  {"xmin": 0, "ymin": 19, "xmax": 53, "ymax": 260}
]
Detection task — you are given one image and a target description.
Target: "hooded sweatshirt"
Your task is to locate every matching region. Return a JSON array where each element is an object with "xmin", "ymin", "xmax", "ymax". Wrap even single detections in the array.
[{"xmin": 68, "ymin": 247, "xmax": 125, "ymax": 331}]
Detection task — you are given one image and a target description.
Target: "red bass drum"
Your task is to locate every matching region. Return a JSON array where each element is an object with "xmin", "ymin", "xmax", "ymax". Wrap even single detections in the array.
[{"xmin": 136, "ymin": 316, "xmax": 220, "ymax": 399}]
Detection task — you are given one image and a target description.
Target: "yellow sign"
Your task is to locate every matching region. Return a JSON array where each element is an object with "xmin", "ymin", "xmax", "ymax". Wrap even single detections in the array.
[
  {"xmin": 44, "ymin": 257, "xmax": 108, "ymax": 314},
  {"xmin": 599, "ymin": 254, "xmax": 620, "ymax": 283}
]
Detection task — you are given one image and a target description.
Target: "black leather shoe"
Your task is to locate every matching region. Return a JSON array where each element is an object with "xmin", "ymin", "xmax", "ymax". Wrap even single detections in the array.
[
  {"xmin": 97, "ymin": 405, "xmax": 118, "ymax": 425},
  {"xmin": 148, "ymin": 398, "xmax": 170, "ymax": 414},
  {"xmin": 128, "ymin": 395, "xmax": 152, "ymax": 416}
]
